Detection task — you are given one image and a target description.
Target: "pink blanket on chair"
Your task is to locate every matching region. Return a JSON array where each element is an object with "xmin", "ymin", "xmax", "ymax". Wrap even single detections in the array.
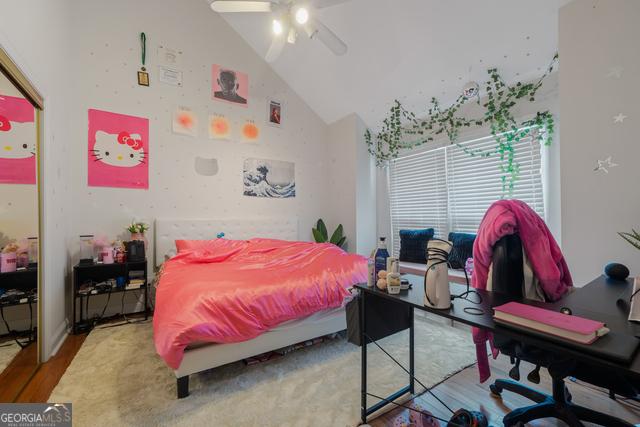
[
  {"xmin": 471, "ymin": 199, "xmax": 572, "ymax": 382},
  {"xmin": 153, "ymin": 238, "xmax": 367, "ymax": 369}
]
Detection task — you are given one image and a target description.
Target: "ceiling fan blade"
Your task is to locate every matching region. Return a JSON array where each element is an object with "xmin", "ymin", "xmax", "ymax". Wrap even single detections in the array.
[
  {"xmin": 310, "ymin": 18, "xmax": 347, "ymax": 55},
  {"xmin": 210, "ymin": 1, "xmax": 273, "ymax": 13},
  {"xmin": 310, "ymin": 0, "xmax": 351, "ymax": 9},
  {"xmin": 265, "ymin": 35, "xmax": 286, "ymax": 62}
]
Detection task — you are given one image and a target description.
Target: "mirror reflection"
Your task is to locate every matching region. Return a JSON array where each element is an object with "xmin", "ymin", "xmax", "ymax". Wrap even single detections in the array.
[{"xmin": 0, "ymin": 69, "xmax": 39, "ymax": 398}]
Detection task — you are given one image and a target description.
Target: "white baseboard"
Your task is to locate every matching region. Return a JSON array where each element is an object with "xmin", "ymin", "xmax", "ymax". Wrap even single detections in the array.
[{"xmin": 45, "ymin": 320, "xmax": 69, "ymax": 361}]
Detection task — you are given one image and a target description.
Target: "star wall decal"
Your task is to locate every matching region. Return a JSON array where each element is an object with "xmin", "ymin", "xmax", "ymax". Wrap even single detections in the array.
[
  {"xmin": 613, "ymin": 113, "xmax": 627, "ymax": 123},
  {"xmin": 594, "ymin": 156, "xmax": 619, "ymax": 174},
  {"xmin": 606, "ymin": 66, "xmax": 623, "ymax": 79}
]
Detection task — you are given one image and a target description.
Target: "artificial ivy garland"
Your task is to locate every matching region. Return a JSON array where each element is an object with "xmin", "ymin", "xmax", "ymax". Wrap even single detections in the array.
[{"xmin": 365, "ymin": 54, "xmax": 558, "ymax": 194}]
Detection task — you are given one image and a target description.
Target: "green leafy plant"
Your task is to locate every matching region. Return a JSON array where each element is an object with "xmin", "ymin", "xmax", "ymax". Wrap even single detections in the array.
[
  {"xmin": 365, "ymin": 54, "xmax": 558, "ymax": 195},
  {"xmin": 312, "ymin": 219, "xmax": 346, "ymax": 249},
  {"xmin": 618, "ymin": 229, "xmax": 640, "ymax": 251},
  {"xmin": 126, "ymin": 221, "xmax": 149, "ymax": 234}
]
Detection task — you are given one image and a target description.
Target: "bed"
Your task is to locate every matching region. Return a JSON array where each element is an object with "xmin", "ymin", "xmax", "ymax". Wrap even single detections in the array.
[{"xmin": 153, "ymin": 218, "xmax": 367, "ymax": 398}]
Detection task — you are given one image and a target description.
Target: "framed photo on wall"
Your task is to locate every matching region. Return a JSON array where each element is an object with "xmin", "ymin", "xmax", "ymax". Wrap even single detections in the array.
[
  {"xmin": 267, "ymin": 99, "xmax": 282, "ymax": 128},
  {"xmin": 212, "ymin": 64, "xmax": 248, "ymax": 107}
]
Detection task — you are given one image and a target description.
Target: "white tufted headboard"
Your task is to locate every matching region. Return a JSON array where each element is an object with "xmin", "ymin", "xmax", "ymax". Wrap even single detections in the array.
[{"xmin": 154, "ymin": 217, "xmax": 298, "ymax": 266}]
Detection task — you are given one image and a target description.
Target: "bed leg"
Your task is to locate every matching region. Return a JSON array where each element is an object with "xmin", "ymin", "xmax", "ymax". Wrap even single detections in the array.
[{"xmin": 177, "ymin": 375, "xmax": 189, "ymax": 399}]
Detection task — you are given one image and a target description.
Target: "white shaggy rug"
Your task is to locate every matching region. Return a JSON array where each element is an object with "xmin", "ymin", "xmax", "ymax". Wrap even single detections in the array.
[
  {"xmin": 0, "ymin": 341, "xmax": 21, "ymax": 373},
  {"xmin": 50, "ymin": 316, "xmax": 475, "ymax": 427}
]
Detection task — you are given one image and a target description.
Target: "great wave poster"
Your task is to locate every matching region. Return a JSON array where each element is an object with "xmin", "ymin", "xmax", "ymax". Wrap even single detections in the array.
[{"xmin": 243, "ymin": 158, "xmax": 295, "ymax": 198}]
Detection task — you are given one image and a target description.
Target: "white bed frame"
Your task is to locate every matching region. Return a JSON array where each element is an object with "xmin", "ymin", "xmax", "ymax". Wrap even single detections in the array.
[{"xmin": 154, "ymin": 218, "xmax": 347, "ymax": 398}]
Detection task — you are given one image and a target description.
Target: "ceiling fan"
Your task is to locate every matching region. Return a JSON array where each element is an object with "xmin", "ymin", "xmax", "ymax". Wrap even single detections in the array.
[{"xmin": 209, "ymin": 0, "xmax": 350, "ymax": 62}]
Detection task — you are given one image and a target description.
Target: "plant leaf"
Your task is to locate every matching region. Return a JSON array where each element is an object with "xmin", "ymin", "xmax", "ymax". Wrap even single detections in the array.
[
  {"xmin": 329, "ymin": 224, "xmax": 344, "ymax": 245},
  {"xmin": 618, "ymin": 231, "xmax": 640, "ymax": 251},
  {"xmin": 312, "ymin": 228, "xmax": 326, "ymax": 243},
  {"xmin": 336, "ymin": 236, "xmax": 347, "ymax": 248},
  {"xmin": 316, "ymin": 219, "xmax": 328, "ymax": 241}
]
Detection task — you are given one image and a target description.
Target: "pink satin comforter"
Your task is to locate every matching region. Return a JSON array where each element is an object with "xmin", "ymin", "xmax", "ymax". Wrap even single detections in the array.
[{"xmin": 153, "ymin": 238, "xmax": 367, "ymax": 369}]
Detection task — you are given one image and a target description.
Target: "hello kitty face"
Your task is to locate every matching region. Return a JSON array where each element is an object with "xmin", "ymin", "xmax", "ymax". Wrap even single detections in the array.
[
  {"xmin": 91, "ymin": 131, "xmax": 146, "ymax": 167},
  {"xmin": 0, "ymin": 115, "xmax": 36, "ymax": 159}
]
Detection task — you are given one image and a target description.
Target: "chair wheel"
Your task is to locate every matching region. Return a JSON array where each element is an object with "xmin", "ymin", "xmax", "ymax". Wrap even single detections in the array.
[{"xmin": 489, "ymin": 384, "xmax": 502, "ymax": 396}]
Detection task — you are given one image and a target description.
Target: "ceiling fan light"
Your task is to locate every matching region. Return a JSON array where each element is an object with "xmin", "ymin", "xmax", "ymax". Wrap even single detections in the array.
[
  {"xmin": 287, "ymin": 28, "xmax": 297, "ymax": 44},
  {"xmin": 272, "ymin": 19, "xmax": 283, "ymax": 35},
  {"xmin": 295, "ymin": 7, "xmax": 309, "ymax": 24}
]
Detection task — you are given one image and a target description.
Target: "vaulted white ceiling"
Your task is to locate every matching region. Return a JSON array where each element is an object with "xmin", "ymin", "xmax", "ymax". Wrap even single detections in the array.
[{"xmin": 217, "ymin": 0, "xmax": 570, "ymax": 127}]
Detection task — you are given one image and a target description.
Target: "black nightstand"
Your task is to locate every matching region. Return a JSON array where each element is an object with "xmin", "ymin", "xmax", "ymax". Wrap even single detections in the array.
[
  {"xmin": 72, "ymin": 260, "xmax": 148, "ymax": 334},
  {"xmin": 0, "ymin": 268, "xmax": 38, "ymax": 340}
]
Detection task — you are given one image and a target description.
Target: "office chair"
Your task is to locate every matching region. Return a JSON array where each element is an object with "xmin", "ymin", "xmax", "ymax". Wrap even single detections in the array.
[{"xmin": 488, "ymin": 234, "xmax": 637, "ymax": 427}]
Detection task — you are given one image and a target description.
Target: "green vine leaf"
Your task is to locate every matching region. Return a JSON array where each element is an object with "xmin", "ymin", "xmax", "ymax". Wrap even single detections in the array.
[{"xmin": 364, "ymin": 54, "xmax": 558, "ymax": 195}]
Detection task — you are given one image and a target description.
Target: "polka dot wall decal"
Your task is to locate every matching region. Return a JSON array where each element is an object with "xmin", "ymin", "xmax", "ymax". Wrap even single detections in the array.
[{"xmin": 606, "ymin": 66, "xmax": 623, "ymax": 79}]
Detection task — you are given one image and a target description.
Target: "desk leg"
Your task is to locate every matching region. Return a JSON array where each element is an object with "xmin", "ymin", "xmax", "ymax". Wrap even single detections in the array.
[
  {"xmin": 360, "ymin": 289, "xmax": 367, "ymax": 425},
  {"xmin": 409, "ymin": 307, "xmax": 415, "ymax": 395}
]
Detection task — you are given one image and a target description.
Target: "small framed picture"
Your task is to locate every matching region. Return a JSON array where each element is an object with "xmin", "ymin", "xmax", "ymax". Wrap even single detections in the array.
[
  {"xmin": 267, "ymin": 99, "xmax": 282, "ymax": 128},
  {"xmin": 137, "ymin": 71, "xmax": 149, "ymax": 86}
]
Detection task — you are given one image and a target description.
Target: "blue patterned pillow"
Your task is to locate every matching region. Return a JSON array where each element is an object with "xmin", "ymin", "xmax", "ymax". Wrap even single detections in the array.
[
  {"xmin": 448, "ymin": 232, "xmax": 476, "ymax": 269},
  {"xmin": 399, "ymin": 229, "xmax": 435, "ymax": 264}
]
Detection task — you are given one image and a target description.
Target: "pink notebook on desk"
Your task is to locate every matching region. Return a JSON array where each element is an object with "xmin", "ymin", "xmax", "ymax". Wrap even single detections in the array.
[{"xmin": 493, "ymin": 302, "xmax": 609, "ymax": 345}]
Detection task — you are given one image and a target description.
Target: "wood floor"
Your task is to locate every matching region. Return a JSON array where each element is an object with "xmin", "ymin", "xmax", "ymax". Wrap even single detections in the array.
[
  {"xmin": 2, "ymin": 329, "xmax": 639, "ymax": 426},
  {"xmin": 369, "ymin": 357, "xmax": 640, "ymax": 426},
  {"xmin": 0, "ymin": 334, "xmax": 86, "ymax": 403},
  {"xmin": 0, "ymin": 341, "xmax": 38, "ymax": 402}
]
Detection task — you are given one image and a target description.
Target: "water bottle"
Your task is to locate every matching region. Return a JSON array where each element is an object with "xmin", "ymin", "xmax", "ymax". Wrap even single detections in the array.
[
  {"xmin": 374, "ymin": 237, "xmax": 390, "ymax": 279},
  {"xmin": 367, "ymin": 257, "xmax": 375, "ymax": 287}
]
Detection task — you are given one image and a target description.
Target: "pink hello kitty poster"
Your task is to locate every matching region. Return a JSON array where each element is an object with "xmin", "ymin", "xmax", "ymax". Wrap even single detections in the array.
[
  {"xmin": 0, "ymin": 94, "xmax": 36, "ymax": 185},
  {"xmin": 88, "ymin": 109, "xmax": 149, "ymax": 189}
]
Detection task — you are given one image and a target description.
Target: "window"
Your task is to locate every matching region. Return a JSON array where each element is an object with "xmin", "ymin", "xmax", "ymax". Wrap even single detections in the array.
[{"xmin": 388, "ymin": 129, "xmax": 545, "ymax": 256}]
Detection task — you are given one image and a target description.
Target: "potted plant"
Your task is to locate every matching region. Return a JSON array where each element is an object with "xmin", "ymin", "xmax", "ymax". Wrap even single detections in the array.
[
  {"xmin": 127, "ymin": 222, "xmax": 149, "ymax": 241},
  {"xmin": 312, "ymin": 219, "xmax": 346, "ymax": 249}
]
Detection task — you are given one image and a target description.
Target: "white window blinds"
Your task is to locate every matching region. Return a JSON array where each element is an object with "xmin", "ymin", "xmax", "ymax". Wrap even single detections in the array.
[
  {"xmin": 389, "ymin": 147, "xmax": 448, "ymax": 257},
  {"xmin": 389, "ymin": 130, "xmax": 545, "ymax": 256}
]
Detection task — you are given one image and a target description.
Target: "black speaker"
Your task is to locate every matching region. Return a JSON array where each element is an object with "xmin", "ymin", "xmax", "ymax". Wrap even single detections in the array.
[{"xmin": 125, "ymin": 240, "xmax": 146, "ymax": 262}]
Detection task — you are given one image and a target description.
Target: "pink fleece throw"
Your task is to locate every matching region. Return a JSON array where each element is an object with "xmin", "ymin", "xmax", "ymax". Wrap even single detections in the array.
[{"xmin": 471, "ymin": 199, "xmax": 572, "ymax": 382}]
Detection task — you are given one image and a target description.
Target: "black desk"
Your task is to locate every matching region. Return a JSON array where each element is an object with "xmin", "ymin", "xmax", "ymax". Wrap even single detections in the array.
[{"xmin": 355, "ymin": 274, "xmax": 640, "ymax": 425}]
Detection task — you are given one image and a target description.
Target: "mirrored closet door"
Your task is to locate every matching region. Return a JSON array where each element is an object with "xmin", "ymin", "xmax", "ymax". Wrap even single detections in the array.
[{"xmin": 0, "ymin": 47, "xmax": 43, "ymax": 401}]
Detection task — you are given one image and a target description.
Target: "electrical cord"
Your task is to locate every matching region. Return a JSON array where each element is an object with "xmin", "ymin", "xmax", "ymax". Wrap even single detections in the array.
[
  {"xmin": 0, "ymin": 302, "xmax": 32, "ymax": 349},
  {"xmin": 423, "ymin": 239, "xmax": 484, "ymax": 315},
  {"xmin": 452, "ymin": 266, "xmax": 485, "ymax": 315},
  {"xmin": 91, "ymin": 286, "xmax": 113, "ymax": 326}
]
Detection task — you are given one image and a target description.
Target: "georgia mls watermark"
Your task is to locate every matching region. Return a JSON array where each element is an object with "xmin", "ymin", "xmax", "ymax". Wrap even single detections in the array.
[{"xmin": 0, "ymin": 403, "xmax": 71, "ymax": 427}]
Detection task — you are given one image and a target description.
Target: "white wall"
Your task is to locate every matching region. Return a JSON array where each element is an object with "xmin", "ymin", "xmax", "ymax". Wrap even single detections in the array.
[
  {"xmin": 0, "ymin": 0, "xmax": 74, "ymax": 359},
  {"xmin": 1, "ymin": 0, "xmax": 336, "ymax": 359},
  {"xmin": 559, "ymin": 0, "xmax": 640, "ymax": 285},
  {"xmin": 327, "ymin": 113, "xmax": 376, "ymax": 256},
  {"xmin": 64, "ymin": 0, "xmax": 332, "ymax": 316}
]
